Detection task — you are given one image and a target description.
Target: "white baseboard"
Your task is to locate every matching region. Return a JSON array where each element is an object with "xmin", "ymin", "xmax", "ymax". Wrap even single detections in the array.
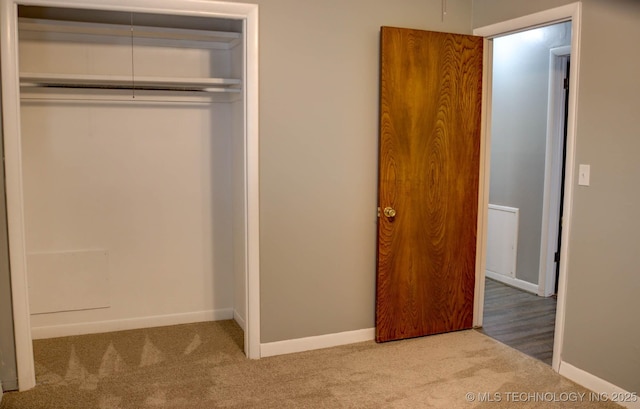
[
  {"xmin": 261, "ymin": 327, "xmax": 375, "ymax": 358},
  {"xmin": 233, "ymin": 310, "xmax": 246, "ymax": 332},
  {"xmin": 486, "ymin": 271, "xmax": 539, "ymax": 294},
  {"xmin": 31, "ymin": 308, "xmax": 234, "ymax": 339},
  {"xmin": 559, "ymin": 361, "xmax": 640, "ymax": 409}
]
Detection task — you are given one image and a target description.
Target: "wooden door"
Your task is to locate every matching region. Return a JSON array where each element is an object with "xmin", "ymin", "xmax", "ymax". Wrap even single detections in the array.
[{"xmin": 376, "ymin": 27, "xmax": 483, "ymax": 342}]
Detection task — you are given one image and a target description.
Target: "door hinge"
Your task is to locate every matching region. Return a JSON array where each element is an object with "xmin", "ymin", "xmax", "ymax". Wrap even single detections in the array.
[
  {"xmin": 554, "ymin": 252, "xmax": 560, "ymax": 263},
  {"xmin": 563, "ymin": 77, "xmax": 569, "ymax": 90}
]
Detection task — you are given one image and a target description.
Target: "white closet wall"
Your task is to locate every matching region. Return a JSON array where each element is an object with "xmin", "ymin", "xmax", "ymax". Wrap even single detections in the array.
[{"xmin": 18, "ymin": 9, "xmax": 246, "ymax": 337}]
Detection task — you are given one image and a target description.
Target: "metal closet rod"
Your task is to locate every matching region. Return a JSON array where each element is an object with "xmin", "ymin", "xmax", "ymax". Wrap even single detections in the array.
[
  {"xmin": 20, "ymin": 82, "xmax": 240, "ymax": 93},
  {"xmin": 20, "ymin": 73, "xmax": 242, "ymax": 93}
]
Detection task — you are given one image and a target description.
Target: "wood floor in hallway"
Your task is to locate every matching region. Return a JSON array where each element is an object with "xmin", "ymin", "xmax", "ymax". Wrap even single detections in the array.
[{"xmin": 477, "ymin": 278, "xmax": 557, "ymax": 365}]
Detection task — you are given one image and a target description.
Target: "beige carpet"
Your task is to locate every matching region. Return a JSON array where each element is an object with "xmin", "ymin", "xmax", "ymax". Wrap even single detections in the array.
[{"xmin": 0, "ymin": 321, "xmax": 621, "ymax": 408}]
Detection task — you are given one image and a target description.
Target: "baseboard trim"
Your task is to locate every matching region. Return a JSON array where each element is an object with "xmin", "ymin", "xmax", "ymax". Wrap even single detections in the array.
[
  {"xmin": 31, "ymin": 308, "xmax": 234, "ymax": 339},
  {"xmin": 233, "ymin": 310, "xmax": 246, "ymax": 332},
  {"xmin": 486, "ymin": 271, "xmax": 539, "ymax": 294},
  {"xmin": 260, "ymin": 327, "xmax": 375, "ymax": 358},
  {"xmin": 559, "ymin": 361, "xmax": 639, "ymax": 409}
]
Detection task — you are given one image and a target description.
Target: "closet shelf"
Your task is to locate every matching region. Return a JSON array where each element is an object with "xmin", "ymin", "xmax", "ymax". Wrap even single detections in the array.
[
  {"xmin": 19, "ymin": 18, "xmax": 242, "ymax": 46},
  {"xmin": 20, "ymin": 72, "xmax": 242, "ymax": 93}
]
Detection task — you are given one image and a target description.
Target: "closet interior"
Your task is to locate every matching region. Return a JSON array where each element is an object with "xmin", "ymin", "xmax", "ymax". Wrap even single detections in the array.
[{"xmin": 17, "ymin": 5, "xmax": 247, "ymax": 347}]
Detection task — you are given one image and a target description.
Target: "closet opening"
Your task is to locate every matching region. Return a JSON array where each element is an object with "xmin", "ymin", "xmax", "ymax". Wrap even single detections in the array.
[{"xmin": 1, "ymin": 0, "xmax": 259, "ymax": 390}]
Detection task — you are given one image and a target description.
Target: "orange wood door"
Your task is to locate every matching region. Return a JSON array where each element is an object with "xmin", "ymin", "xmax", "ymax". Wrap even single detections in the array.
[{"xmin": 376, "ymin": 27, "xmax": 483, "ymax": 343}]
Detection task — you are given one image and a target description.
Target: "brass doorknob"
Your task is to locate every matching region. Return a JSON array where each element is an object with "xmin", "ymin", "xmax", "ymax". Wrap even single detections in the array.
[{"xmin": 383, "ymin": 207, "xmax": 396, "ymax": 218}]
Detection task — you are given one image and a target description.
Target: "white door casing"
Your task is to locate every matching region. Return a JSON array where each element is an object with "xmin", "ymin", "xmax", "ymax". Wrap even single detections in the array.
[{"xmin": 538, "ymin": 46, "xmax": 571, "ymax": 297}]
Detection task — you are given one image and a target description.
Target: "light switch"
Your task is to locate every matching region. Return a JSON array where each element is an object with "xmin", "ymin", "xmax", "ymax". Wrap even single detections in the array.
[{"xmin": 578, "ymin": 164, "xmax": 590, "ymax": 186}]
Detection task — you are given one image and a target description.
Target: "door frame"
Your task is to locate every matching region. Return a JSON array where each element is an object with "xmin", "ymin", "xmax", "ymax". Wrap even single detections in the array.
[
  {"xmin": 0, "ymin": 0, "xmax": 260, "ymax": 390},
  {"xmin": 473, "ymin": 2, "xmax": 582, "ymax": 372},
  {"xmin": 538, "ymin": 46, "xmax": 571, "ymax": 297}
]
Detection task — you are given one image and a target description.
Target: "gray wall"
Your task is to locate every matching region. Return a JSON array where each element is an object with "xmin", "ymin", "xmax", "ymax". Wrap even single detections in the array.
[
  {"xmin": 476, "ymin": 0, "xmax": 640, "ymax": 393},
  {"xmin": 232, "ymin": 0, "xmax": 474, "ymax": 343},
  {"xmin": 490, "ymin": 22, "xmax": 571, "ymax": 285},
  {"xmin": 0, "ymin": 80, "xmax": 18, "ymax": 391}
]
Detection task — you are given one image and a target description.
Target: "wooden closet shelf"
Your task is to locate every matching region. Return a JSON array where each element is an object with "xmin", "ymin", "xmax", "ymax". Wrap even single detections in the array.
[{"xmin": 20, "ymin": 73, "xmax": 242, "ymax": 93}]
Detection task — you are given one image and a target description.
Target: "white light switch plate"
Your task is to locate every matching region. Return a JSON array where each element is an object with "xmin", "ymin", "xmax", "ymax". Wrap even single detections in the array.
[{"xmin": 578, "ymin": 164, "xmax": 590, "ymax": 186}]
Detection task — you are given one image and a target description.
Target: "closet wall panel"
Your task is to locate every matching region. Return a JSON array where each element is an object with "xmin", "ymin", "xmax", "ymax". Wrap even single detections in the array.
[{"xmin": 22, "ymin": 101, "xmax": 235, "ymax": 330}]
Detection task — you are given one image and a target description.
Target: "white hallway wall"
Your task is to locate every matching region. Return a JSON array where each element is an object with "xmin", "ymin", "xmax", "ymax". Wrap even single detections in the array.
[{"xmin": 489, "ymin": 22, "xmax": 571, "ymax": 286}]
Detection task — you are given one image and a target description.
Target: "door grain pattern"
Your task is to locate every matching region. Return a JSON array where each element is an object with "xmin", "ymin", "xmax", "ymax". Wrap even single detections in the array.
[{"xmin": 376, "ymin": 27, "xmax": 483, "ymax": 343}]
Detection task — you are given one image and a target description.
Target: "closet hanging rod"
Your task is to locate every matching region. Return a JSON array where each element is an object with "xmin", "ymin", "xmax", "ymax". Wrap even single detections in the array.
[
  {"xmin": 20, "ymin": 73, "xmax": 242, "ymax": 93},
  {"xmin": 20, "ymin": 83, "xmax": 241, "ymax": 93}
]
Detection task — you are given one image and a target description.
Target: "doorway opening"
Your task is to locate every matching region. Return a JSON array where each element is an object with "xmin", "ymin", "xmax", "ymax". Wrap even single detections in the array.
[
  {"xmin": 480, "ymin": 21, "xmax": 571, "ymax": 366},
  {"xmin": 474, "ymin": 3, "xmax": 580, "ymax": 371}
]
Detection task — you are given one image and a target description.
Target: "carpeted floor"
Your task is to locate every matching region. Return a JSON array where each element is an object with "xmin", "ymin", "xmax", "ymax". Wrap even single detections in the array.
[{"xmin": 0, "ymin": 320, "xmax": 622, "ymax": 408}]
